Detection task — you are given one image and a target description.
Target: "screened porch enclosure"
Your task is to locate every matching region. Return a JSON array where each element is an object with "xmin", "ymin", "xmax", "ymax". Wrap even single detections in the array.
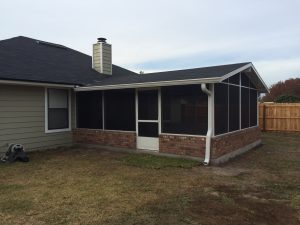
[
  {"xmin": 214, "ymin": 72, "xmax": 258, "ymax": 136},
  {"xmin": 76, "ymin": 84, "xmax": 209, "ymax": 139},
  {"xmin": 76, "ymin": 72, "xmax": 259, "ymax": 147}
]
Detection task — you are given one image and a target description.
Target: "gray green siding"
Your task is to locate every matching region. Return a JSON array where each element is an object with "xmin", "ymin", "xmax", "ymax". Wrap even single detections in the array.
[{"xmin": 0, "ymin": 84, "xmax": 75, "ymax": 152}]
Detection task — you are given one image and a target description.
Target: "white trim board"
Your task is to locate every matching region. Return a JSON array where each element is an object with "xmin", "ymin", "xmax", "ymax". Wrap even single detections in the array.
[
  {"xmin": 74, "ymin": 77, "xmax": 221, "ymax": 91},
  {"xmin": 0, "ymin": 79, "xmax": 75, "ymax": 88}
]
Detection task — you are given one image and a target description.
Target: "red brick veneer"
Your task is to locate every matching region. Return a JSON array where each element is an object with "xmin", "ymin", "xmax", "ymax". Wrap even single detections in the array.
[
  {"xmin": 159, "ymin": 134, "xmax": 206, "ymax": 157},
  {"xmin": 211, "ymin": 126, "xmax": 261, "ymax": 159},
  {"xmin": 73, "ymin": 127, "xmax": 261, "ymax": 161},
  {"xmin": 73, "ymin": 129, "xmax": 136, "ymax": 149}
]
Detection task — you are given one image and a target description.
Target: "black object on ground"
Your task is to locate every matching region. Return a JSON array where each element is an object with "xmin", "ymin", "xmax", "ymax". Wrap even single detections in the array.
[{"xmin": 0, "ymin": 144, "xmax": 29, "ymax": 163}]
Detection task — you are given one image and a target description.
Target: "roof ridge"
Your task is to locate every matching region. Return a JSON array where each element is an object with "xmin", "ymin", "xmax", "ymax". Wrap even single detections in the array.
[
  {"xmin": 0, "ymin": 36, "xmax": 90, "ymax": 56},
  {"xmin": 144, "ymin": 62, "xmax": 251, "ymax": 75}
]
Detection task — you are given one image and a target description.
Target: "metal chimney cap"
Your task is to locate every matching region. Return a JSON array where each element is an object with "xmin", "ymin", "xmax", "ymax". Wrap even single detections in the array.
[{"xmin": 97, "ymin": 38, "xmax": 107, "ymax": 43}]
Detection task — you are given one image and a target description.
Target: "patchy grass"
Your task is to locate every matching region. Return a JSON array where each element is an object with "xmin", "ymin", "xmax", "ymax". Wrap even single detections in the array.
[
  {"xmin": 0, "ymin": 132, "xmax": 299, "ymax": 225},
  {"xmin": 120, "ymin": 153, "xmax": 200, "ymax": 169}
]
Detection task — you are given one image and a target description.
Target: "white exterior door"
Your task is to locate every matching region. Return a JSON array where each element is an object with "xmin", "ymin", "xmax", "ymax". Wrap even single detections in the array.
[{"xmin": 136, "ymin": 89, "xmax": 159, "ymax": 151}]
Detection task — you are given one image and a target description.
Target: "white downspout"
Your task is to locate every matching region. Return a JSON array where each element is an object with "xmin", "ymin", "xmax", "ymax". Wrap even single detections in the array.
[{"xmin": 201, "ymin": 83, "xmax": 213, "ymax": 166}]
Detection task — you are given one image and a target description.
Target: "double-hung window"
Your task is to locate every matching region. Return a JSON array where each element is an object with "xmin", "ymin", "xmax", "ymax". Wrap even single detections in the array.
[{"xmin": 46, "ymin": 88, "xmax": 70, "ymax": 132}]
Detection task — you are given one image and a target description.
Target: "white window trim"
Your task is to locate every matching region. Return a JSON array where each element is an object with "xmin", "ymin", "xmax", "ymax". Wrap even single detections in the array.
[
  {"xmin": 45, "ymin": 87, "xmax": 72, "ymax": 133},
  {"xmin": 160, "ymin": 132, "xmax": 207, "ymax": 138}
]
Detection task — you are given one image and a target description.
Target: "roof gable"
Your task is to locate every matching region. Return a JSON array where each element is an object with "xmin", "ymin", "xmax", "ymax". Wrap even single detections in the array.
[{"xmin": 0, "ymin": 36, "xmax": 137, "ymax": 85}]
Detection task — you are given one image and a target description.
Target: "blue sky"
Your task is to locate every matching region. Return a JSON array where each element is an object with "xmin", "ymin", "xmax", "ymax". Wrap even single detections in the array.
[{"xmin": 1, "ymin": 0, "xmax": 300, "ymax": 86}]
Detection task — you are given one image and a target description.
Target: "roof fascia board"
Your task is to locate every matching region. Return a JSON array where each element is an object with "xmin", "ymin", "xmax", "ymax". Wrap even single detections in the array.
[
  {"xmin": 0, "ymin": 79, "xmax": 75, "ymax": 88},
  {"xmin": 221, "ymin": 63, "xmax": 269, "ymax": 93},
  {"xmin": 249, "ymin": 63, "xmax": 269, "ymax": 93},
  {"xmin": 221, "ymin": 63, "xmax": 252, "ymax": 81},
  {"xmin": 75, "ymin": 77, "xmax": 221, "ymax": 91}
]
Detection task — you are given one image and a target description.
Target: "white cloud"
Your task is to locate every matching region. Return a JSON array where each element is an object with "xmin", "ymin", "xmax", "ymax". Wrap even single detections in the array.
[{"xmin": 1, "ymin": 0, "xmax": 299, "ymax": 85}]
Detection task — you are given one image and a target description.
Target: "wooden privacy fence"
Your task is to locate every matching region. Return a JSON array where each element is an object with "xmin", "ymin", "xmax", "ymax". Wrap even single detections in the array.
[{"xmin": 259, "ymin": 103, "xmax": 300, "ymax": 132}]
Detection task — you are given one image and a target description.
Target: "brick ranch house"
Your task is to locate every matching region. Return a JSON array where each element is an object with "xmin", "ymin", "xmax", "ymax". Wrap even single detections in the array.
[{"xmin": 0, "ymin": 36, "xmax": 268, "ymax": 165}]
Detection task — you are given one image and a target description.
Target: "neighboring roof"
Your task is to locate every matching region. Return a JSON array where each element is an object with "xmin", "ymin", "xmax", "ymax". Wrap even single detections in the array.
[
  {"xmin": 0, "ymin": 36, "xmax": 137, "ymax": 85},
  {"xmin": 0, "ymin": 36, "xmax": 268, "ymax": 92}
]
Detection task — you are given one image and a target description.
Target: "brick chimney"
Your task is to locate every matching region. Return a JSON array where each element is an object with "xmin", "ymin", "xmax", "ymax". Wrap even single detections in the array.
[{"xmin": 92, "ymin": 38, "xmax": 112, "ymax": 75}]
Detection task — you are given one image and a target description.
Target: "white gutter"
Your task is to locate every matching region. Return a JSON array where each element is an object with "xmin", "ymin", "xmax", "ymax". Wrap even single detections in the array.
[
  {"xmin": 75, "ymin": 77, "xmax": 221, "ymax": 91},
  {"xmin": 201, "ymin": 83, "xmax": 214, "ymax": 166},
  {"xmin": 0, "ymin": 79, "xmax": 75, "ymax": 88}
]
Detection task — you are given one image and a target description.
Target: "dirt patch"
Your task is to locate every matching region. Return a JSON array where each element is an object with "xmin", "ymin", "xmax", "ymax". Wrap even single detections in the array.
[
  {"xmin": 187, "ymin": 194, "xmax": 299, "ymax": 225},
  {"xmin": 208, "ymin": 166, "xmax": 250, "ymax": 177}
]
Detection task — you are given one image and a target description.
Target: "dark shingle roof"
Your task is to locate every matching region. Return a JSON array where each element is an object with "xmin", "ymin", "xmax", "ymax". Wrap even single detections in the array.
[
  {"xmin": 0, "ymin": 36, "xmax": 137, "ymax": 85},
  {"xmin": 88, "ymin": 62, "xmax": 250, "ymax": 87},
  {"xmin": 0, "ymin": 36, "xmax": 252, "ymax": 88}
]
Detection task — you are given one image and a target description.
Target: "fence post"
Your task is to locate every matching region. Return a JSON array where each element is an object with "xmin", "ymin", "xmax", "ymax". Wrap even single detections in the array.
[{"xmin": 262, "ymin": 104, "xmax": 266, "ymax": 131}]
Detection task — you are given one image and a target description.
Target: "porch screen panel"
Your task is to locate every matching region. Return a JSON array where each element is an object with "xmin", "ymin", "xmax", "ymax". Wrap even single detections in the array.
[
  {"xmin": 241, "ymin": 73, "xmax": 250, "ymax": 87},
  {"xmin": 229, "ymin": 85, "xmax": 240, "ymax": 131},
  {"xmin": 76, "ymin": 91, "xmax": 102, "ymax": 129},
  {"xmin": 214, "ymin": 83, "xmax": 229, "ymax": 135},
  {"xmin": 229, "ymin": 73, "xmax": 240, "ymax": 85},
  {"xmin": 138, "ymin": 90, "xmax": 158, "ymax": 120},
  {"xmin": 104, "ymin": 89, "xmax": 135, "ymax": 131},
  {"xmin": 162, "ymin": 85, "xmax": 208, "ymax": 135},
  {"xmin": 138, "ymin": 122, "xmax": 159, "ymax": 137},
  {"xmin": 250, "ymin": 89, "xmax": 258, "ymax": 126},
  {"xmin": 241, "ymin": 87, "xmax": 250, "ymax": 129}
]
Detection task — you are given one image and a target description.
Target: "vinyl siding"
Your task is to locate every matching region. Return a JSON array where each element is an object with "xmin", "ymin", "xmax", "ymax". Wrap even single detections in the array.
[{"xmin": 0, "ymin": 84, "xmax": 75, "ymax": 152}]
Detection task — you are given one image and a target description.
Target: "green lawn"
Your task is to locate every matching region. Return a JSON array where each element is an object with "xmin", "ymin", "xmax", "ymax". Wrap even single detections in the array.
[{"xmin": 0, "ymin": 132, "xmax": 299, "ymax": 225}]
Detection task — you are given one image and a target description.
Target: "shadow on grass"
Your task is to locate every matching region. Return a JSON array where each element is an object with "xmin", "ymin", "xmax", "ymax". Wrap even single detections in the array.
[{"xmin": 119, "ymin": 153, "xmax": 201, "ymax": 169}]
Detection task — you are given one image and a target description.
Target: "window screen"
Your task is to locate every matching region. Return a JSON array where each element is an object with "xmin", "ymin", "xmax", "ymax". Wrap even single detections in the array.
[
  {"xmin": 76, "ymin": 91, "xmax": 102, "ymax": 129},
  {"xmin": 104, "ymin": 89, "xmax": 135, "ymax": 131},
  {"xmin": 241, "ymin": 73, "xmax": 250, "ymax": 87},
  {"xmin": 229, "ymin": 73, "xmax": 240, "ymax": 85},
  {"xmin": 214, "ymin": 83, "xmax": 229, "ymax": 135},
  {"xmin": 250, "ymin": 89, "xmax": 258, "ymax": 126},
  {"xmin": 249, "ymin": 80, "xmax": 256, "ymax": 89},
  {"xmin": 162, "ymin": 85, "xmax": 208, "ymax": 135},
  {"xmin": 229, "ymin": 85, "xmax": 240, "ymax": 131},
  {"xmin": 138, "ymin": 122, "xmax": 158, "ymax": 137},
  {"xmin": 138, "ymin": 90, "xmax": 158, "ymax": 120},
  {"xmin": 215, "ymin": 72, "xmax": 259, "ymax": 135},
  {"xmin": 241, "ymin": 87, "xmax": 250, "ymax": 129},
  {"xmin": 48, "ymin": 89, "xmax": 69, "ymax": 130}
]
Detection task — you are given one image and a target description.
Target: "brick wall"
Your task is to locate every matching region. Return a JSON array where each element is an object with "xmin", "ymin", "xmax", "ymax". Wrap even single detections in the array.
[
  {"xmin": 211, "ymin": 126, "xmax": 261, "ymax": 159},
  {"xmin": 73, "ymin": 129, "xmax": 136, "ymax": 149},
  {"xmin": 73, "ymin": 127, "xmax": 261, "ymax": 160},
  {"xmin": 159, "ymin": 134, "xmax": 206, "ymax": 157}
]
